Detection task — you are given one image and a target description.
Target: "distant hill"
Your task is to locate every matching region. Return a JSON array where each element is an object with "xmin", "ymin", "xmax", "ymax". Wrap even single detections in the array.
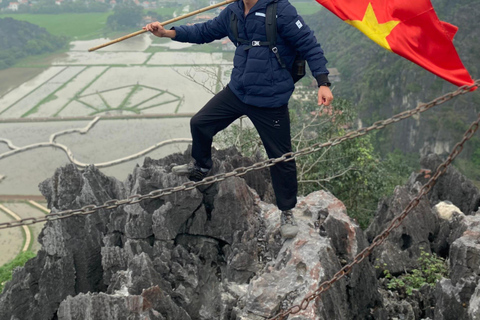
[
  {"xmin": 307, "ymin": 0, "xmax": 480, "ymax": 163},
  {"xmin": 0, "ymin": 17, "xmax": 67, "ymax": 69}
]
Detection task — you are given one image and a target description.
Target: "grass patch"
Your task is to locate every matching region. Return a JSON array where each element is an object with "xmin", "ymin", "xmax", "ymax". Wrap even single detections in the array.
[
  {"xmin": 0, "ymin": 12, "xmax": 112, "ymax": 40},
  {"xmin": 0, "ymin": 251, "xmax": 36, "ymax": 293}
]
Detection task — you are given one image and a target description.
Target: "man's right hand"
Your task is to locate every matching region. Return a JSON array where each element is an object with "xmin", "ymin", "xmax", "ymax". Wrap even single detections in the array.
[{"xmin": 143, "ymin": 22, "xmax": 176, "ymax": 38}]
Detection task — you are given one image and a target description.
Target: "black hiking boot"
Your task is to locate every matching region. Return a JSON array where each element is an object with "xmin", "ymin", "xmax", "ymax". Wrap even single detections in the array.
[{"xmin": 172, "ymin": 162, "xmax": 210, "ymax": 182}]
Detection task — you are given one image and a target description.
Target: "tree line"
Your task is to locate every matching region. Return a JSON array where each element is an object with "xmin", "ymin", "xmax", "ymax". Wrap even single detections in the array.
[
  {"xmin": 1, "ymin": 0, "xmax": 109, "ymax": 14},
  {"xmin": 0, "ymin": 18, "xmax": 67, "ymax": 70}
]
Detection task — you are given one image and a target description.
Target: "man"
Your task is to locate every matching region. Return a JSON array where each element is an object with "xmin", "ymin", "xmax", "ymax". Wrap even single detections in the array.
[{"xmin": 144, "ymin": 0, "xmax": 333, "ymax": 239}]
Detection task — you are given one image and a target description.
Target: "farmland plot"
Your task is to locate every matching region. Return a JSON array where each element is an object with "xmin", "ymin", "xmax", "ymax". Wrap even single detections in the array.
[
  {"xmin": 1, "ymin": 67, "xmax": 86, "ymax": 118},
  {"xmin": 0, "ymin": 36, "xmax": 234, "ymax": 196},
  {"xmin": 71, "ymin": 35, "xmax": 152, "ymax": 52},
  {"xmin": 0, "ymin": 67, "xmax": 66, "ymax": 115},
  {"xmin": 148, "ymin": 52, "xmax": 230, "ymax": 65},
  {"xmin": 0, "ymin": 118, "xmax": 191, "ymax": 195},
  {"xmin": 55, "ymin": 51, "xmax": 152, "ymax": 66}
]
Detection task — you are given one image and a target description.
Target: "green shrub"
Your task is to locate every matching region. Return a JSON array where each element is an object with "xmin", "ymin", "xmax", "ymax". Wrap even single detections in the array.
[
  {"xmin": 379, "ymin": 249, "xmax": 448, "ymax": 296},
  {"xmin": 0, "ymin": 251, "xmax": 36, "ymax": 293}
]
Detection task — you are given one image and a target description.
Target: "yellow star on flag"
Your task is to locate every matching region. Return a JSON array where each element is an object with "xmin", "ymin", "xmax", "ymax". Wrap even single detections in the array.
[{"xmin": 345, "ymin": 3, "xmax": 400, "ymax": 51}]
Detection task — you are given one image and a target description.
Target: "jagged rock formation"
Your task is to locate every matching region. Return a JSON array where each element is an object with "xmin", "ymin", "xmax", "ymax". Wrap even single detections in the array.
[
  {"xmin": 0, "ymin": 148, "xmax": 380, "ymax": 320},
  {"xmin": 0, "ymin": 150, "xmax": 479, "ymax": 320},
  {"xmin": 366, "ymin": 153, "xmax": 480, "ymax": 319}
]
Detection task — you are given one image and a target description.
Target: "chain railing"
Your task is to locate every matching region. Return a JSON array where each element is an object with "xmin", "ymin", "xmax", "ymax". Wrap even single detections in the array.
[
  {"xmin": 268, "ymin": 110, "xmax": 480, "ymax": 320},
  {"xmin": 0, "ymin": 80, "xmax": 477, "ymax": 232}
]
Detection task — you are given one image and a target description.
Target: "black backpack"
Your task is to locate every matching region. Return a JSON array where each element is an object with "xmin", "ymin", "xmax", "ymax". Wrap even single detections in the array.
[{"xmin": 230, "ymin": 0, "xmax": 306, "ymax": 83}]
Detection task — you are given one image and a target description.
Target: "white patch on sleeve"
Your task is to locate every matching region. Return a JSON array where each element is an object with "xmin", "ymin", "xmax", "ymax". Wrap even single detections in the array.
[
  {"xmin": 296, "ymin": 20, "xmax": 303, "ymax": 29},
  {"xmin": 255, "ymin": 12, "xmax": 266, "ymax": 17}
]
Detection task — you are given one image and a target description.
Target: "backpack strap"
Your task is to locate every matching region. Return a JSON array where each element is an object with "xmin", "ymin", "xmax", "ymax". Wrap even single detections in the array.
[
  {"xmin": 230, "ymin": 13, "xmax": 249, "ymax": 47},
  {"xmin": 229, "ymin": 0, "xmax": 286, "ymax": 69},
  {"xmin": 266, "ymin": 0, "xmax": 286, "ymax": 68}
]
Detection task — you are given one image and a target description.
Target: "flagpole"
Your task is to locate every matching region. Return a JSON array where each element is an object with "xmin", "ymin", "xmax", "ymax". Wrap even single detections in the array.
[{"xmin": 88, "ymin": 0, "xmax": 237, "ymax": 52}]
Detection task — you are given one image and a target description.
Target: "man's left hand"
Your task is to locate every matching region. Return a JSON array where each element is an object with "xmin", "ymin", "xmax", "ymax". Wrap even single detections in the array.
[{"xmin": 318, "ymin": 86, "xmax": 333, "ymax": 106}]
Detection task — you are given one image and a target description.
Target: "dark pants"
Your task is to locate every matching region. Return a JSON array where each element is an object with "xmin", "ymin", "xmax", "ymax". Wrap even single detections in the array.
[{"xmin": 190, "ymin": 85, "xmax": 297, "ymax": 211}]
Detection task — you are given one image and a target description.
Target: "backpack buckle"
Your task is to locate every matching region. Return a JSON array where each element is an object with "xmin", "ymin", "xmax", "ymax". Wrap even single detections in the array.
[
  {"xmin": 252, "ymin": 41, "xmax": 261, "ymax": 47},
  {"xmin": 272, "ymin": 46, "xmax": 278, "ymax": 53}
]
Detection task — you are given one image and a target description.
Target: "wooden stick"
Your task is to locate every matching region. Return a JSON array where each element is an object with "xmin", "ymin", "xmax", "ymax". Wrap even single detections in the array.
[{"xmin": 88, "ymin": 0, "xmax": 237, "ymax": 52}]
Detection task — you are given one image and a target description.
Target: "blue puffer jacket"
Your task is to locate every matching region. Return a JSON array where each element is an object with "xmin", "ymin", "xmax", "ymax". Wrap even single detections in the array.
[{"xmin": 173, "ymin": 0, "xmax": 329, "ymax": 108}]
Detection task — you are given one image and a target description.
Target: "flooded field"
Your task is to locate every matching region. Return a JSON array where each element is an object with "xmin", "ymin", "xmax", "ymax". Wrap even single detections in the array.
[
  {"xmin": 0, "ymin": 35, "xmax": 231, "ymax": 119},
  {"xmin": 0, "ymin": 118, "xmax": 192, "ymax": 195},
  {"xmin": 0, "ymin": 34, "xmax": 234, "ymax": 196}
]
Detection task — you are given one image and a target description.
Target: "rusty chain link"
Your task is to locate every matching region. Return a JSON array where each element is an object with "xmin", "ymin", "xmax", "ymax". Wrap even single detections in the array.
[
  {"xmin": 268, "ymin": 111, "xmax": 480, "ymax": 320},
  {"xmin": 0, "ymin": 80, "xmax": 477, "ymax": 231}
]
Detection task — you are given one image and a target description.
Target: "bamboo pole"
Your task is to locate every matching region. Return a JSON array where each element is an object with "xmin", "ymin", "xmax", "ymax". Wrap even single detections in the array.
[{"xmin": 88, "ymin": 0, "xmax": 237, "ymax": 52}]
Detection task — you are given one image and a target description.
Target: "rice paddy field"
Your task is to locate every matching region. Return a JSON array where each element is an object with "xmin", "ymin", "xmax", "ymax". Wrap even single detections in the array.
[{"xmin": 0, "ymin": 30, "xmax": 235, "ymax": 194}]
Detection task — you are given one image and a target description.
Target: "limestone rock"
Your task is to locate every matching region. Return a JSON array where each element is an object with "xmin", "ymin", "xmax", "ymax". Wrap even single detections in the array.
[
  {"xmin": 3, "ymin": 149, "xmax": 479, "ymax": 320},
  {"xmin": 409, "ymin": 153, "xmax": 480, "ymax": 216},
  {"xmin": 366, "ymin": 184, "xmax": 439, "ymax": 276},
  {"xmin": 0, "ymin": 148, "xmax": 382, "ymax": 320},
  {"xmin": 469, "ymin": 283, "xmax": 480, "ymax": 320},
  {"xmin": 432, "ymin": 213, "xmax": 480, "ymax": 320},
  {"xmin": 0, "ymin": 164, "xmax": 124, "ymax": 320},
  {"xmin": 234, "ymin": 191, "xmax": 380, "ymax": 320},
  {"xmin": 434, "ymin": 201, "xmax": 464, "ymax": 221},
  {"xmin": 449, "ymin": 224, "xmax": 480, "ymax": 285}
]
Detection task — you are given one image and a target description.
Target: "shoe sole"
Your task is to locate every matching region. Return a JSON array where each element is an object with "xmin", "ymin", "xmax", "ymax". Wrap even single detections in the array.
[{"xmin": 172, "ymin": 164, "xmax": 190, "ymax": 175}]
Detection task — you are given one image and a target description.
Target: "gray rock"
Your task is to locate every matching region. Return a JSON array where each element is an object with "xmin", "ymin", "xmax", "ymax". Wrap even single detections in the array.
[
  {"xmin": 58, "ymin": 292, "xmax": 157, "ymax": 320},
  {"xmin": 409, "ymin": 154, "xmax": 480, "ymax": 216},
  {"xmin": 235, "ymin": 191, "xmax": 380, "ymax": 320},
  {"xmin": 0, "ymin": 164, "xmax": 125, "ymax": 320},
  {"xmin": 434, "ymin": 201, "xmax": 464, "ymax": 221},
  {"xmin": 433, "ymin": 213, "xmax": 480, "ymax": 319},
  {"xmin": 11, "ymin": 149, "xmax": 480, "ymax": 320},
  {"xmin": 450, "ymin": 226, "xmax": 480, "ymax": 285},
  {"xmin": 469, "ymin": 283, "xmax": 480, "ymax": 320},
  {"xmin": 0, "ymin": 151, "xmax": 383, "ymax": 320},
  {"xmin": 434, "ymin": 278, "xmax": 474, "ymax": 320},
  {"xmin": 366, "ymin": 184, "xmax": 438, "ymax": 276},
  {"xmin": 58, "ymin": 285, "xmax": 191, "ymax": 320}
]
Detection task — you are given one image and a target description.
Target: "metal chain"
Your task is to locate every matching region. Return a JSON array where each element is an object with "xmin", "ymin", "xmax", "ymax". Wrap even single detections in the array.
[
  {"xmin": 268, "ymin": 110, "xmax": 480, "ymax": 320},
  {"xmin": 0, "ymin": 80, "xmax": 477, "ymax": 231}
]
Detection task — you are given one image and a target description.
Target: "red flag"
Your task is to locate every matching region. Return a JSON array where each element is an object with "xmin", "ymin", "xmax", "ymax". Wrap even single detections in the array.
[{"xmin": 316, "ymin": 0, "xmax": 475, "ymax": 87}]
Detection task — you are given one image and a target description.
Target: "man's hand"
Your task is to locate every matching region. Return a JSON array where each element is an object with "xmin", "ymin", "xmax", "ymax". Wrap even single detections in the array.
[
  {"xmin": 143, "ymin": 22, "xmax": 176, "ymax": 38},
  {"xmin": 318, "ymin": 86, "xmax": 333, "ymax": 106}
]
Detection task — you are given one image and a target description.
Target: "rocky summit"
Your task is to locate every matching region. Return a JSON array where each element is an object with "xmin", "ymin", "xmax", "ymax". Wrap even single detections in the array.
[{"xmin": 0, "ymin": 149, "xmax": 479, "ymax": 320}]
